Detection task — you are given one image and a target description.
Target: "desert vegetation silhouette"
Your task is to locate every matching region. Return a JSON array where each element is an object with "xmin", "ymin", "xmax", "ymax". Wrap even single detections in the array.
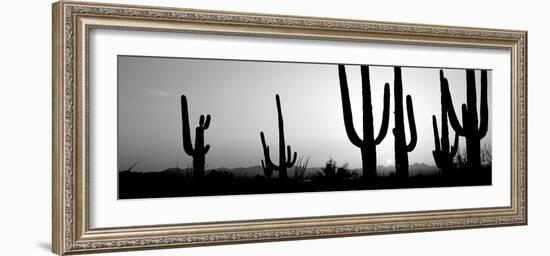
[{"xmin": 118, "ymin": 65, "xmax": 492, "ymax": 199}]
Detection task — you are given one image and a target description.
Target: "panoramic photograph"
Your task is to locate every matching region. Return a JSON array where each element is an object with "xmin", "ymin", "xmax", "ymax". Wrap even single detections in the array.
[{"xmin": 117, "ymin": 56, "xmax": 492, "ymax": 199}]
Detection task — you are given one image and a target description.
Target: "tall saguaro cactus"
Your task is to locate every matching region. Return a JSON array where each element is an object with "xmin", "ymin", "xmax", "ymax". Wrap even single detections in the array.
[
  {"xmin": 338, "ymin": 65, "xmax": 390, "ymax": 179},
  {"xmin": 440, "ymin": 69, "xmax": 488, "ymax": 169},
  {"xmin": 259, "ymin": 95, "xmax": 297, "ymax": 180},
  {"xmin": 180, "ymin": 95, "xmax": 211, "ymax": 179},
  {"xmin": 432, "ymin": 98, "xmax": 459, "ymax": 172},
  {"xmin": 392, "ymin": 67, "xmax": 417, "ymax": 178}
]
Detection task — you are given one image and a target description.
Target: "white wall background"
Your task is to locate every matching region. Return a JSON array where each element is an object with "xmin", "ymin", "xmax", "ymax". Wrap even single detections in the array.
[{"xmin": 0, "ymin": 0, "xmax": 546, "ymax": 255}]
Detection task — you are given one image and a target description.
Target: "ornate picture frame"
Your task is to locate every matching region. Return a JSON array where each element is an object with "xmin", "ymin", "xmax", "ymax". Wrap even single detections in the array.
[{"xmin": 52, "ymin": 1, "xmax": 527, "ymax": 255}]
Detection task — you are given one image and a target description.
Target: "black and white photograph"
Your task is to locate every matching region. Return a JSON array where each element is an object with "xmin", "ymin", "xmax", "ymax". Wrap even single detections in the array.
[{"xmin": 117, "ymin": 56, "xmax": 492, "ymax": 199}]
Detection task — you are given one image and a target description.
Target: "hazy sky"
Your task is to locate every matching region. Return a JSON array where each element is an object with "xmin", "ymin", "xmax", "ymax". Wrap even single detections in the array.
[{"xmin": 118, "ymin": 56, "xmax": 492, "ymax": 172}]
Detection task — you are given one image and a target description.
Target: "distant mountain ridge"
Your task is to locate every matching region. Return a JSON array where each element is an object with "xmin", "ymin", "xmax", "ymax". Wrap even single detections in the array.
[{"xmin": 133, "ymin": 163, "xmax": 440, "ymax": 178}]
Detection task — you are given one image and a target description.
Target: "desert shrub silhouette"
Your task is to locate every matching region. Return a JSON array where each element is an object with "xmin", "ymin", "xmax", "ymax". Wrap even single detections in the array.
[
  {"xmin": 293, "ymin": 156, "xmax": 310, "ymax": 181},
  {"xmin": 315, "ymin": 158, "xmax": 357, "ymax": 182}
]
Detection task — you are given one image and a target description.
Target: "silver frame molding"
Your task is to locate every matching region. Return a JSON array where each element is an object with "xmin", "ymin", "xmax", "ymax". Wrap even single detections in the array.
[{"xmin": 52, "ymin": 1, "xmax": 527, "ymax": 255}]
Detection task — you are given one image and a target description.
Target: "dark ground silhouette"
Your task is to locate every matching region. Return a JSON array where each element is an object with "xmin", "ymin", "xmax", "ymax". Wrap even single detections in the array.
[{"xmin": 118, "ymin": 164, "xmax": 491, "ymax": 199}]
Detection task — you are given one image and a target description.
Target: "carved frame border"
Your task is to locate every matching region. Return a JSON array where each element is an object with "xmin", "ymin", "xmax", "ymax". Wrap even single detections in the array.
[{"xmin": 52, "ymin": 1, "xmax": 527, "ymax": 255}]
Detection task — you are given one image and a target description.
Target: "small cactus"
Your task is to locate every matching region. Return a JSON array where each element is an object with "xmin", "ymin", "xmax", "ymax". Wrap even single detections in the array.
[
  {"xmin": 260, "ymin": 133, "xmax": 274, "ymax": 179},
  {"xmin": 432, "ymin": 112, "xmax": 459, "ymax": 172}
]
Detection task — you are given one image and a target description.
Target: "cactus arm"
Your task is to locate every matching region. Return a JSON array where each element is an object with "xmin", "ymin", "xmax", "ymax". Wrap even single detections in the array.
[
  {"xmin": 203, "ymin": 114, "xmax": 211, "ymax": 129},
  {"xmin": 444, "ymin": 95, "xmax": 465, "ymax": 136},
  {"xmin": 260, "ymin": 132, "xmax": 278, "ymax": 169},
  {"xmin": 466, "ymin": 70, "xmax": 479, "ymax": 131},
  {"xmin": 260, "ymin": 132, "xmax": 271, "ymax": 166},
  {"xmin": 286, "ymin": 145, "xmax": 297, "ymax": 167},
  {"xmin": 203, "ymin": 144, "xmax": 210, "ymax": 154},
  {"xmin": 405, "ymin": 95, "xmax": 417, "ymax": 152},
  {"xmin": 432, "ymin": 115, "xmax": 441, "ymax": 152},
  {"xmin": 199, "ymin": 115, "xmax": 205, "ymax": 127},
  {"xmin": 374, "ymin": 82, "xmax": 391, "ymax": 145},
  {"xmin": 338, "ymin": 65, "xmax": 364, "ymax": 147},
  {"xmin": 291, "ymin": 152, "xmax": 297, "ymax": 166},
  {"xmin": 440, "ymin": 70, "xmax": 465, "ymax": 136},
  {"xmin": 286, "ymin": 145, "xmax": 292, "ymax": 164},
  {"xmin": 180, "ymin": 95, "xmax": 195, "ymax": 155},
  {"xmin": 450, "ymin": 132, "xmax": 459, "ymax": 157},
  {"xmin": 477, "ymin": 70, "xmax": 489, "ymax": 138}
]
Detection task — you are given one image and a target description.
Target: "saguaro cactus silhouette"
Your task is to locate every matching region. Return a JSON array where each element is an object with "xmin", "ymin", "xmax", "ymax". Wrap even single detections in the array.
[
  {"xmin": 180, "ymin": 95, "xmax": 211, "ymax": 179},
  {"xmin": 338, "ymin": 65, "xmax": 390, "ymax": 179},
  {"xmin": 432, "ymin": 103, "xmax": 459, "ymax": 172},
  {"xmin": 440, "ymin": 69, "xmax": 488, "ymax": 169},
  {"xmin": 260, "ymin": 133, "xmax": 274, "ymax": 179},
  {"xmin": 259, "ymin": 95, "xmax": 297, "ymax": 181},
  {"xmin": 392, "ymin": 67, "xmax": 417, "ymax": 178}
]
